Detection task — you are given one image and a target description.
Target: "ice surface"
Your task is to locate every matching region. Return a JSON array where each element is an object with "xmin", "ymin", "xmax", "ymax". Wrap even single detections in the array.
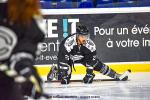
[{"xmin": 28, "ymin": 72, "xmax": 150, "ymax": 100}]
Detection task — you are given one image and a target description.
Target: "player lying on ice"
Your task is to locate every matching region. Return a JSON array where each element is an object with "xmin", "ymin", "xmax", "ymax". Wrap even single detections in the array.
[{"xmin": 47, "ymin": 24, "xmax": 131, "ymax": 84}]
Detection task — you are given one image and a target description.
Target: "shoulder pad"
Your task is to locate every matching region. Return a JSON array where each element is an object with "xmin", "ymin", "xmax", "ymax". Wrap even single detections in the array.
[
  {"xmin": 64, "ymin": 35, "xmax": 77, "ymax": 52},
  {"xmin": 84, "ymin": 39, "xmax": 96, "ymax": 52}
]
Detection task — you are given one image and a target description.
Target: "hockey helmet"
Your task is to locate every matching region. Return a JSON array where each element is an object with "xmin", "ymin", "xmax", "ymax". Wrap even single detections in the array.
[{"xmin": 76, "ymin": 25, "xmax": 89, "ymax": 35}]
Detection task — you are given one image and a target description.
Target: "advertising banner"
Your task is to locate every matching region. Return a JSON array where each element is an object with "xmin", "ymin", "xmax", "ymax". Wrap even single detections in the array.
[{"xmin": 35, "ymin": 10, "xmax": 150, "ymax": 65}]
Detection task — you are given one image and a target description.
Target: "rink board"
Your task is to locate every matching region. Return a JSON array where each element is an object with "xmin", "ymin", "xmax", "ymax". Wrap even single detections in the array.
[
  {"xmin": 35, "ymin": 7, "xmax": 150, "ymax": 78},
  {"xmin": 35, "ymin": 8, "xmax": 150, "ymax": 65},
  {"xmin": 35, "ymin": 62, "xmax": 150, "ymax": 77}
]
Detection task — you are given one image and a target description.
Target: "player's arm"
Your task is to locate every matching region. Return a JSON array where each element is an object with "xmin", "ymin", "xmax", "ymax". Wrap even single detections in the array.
[
  {"xmin": 9, "ymin": 17, "xmax": 45, "ymax": 99},
  {"xmin": 83, "ymin": 39, "xmax": 97, "ymax": 83}
]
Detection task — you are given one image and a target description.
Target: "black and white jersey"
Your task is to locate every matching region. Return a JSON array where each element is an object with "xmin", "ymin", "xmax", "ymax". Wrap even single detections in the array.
[
  {"xmin": 58, "ymin": 34, "xmax": 97, "ymax": 67},
  {"xmin": 0, "ymin": 3, "xmax": 45, "ymax": 63}
]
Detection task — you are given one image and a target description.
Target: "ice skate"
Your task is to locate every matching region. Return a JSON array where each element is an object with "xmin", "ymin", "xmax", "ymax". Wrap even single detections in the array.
[{"xmin": 47, "ymin": 65, "xmax": 58, "ymax": 81}]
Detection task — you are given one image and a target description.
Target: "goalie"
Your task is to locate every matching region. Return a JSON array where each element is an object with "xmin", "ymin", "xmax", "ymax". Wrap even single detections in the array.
[{"xmin": 47, "ymin": 25, "xmax": 131, "ymax": 84}]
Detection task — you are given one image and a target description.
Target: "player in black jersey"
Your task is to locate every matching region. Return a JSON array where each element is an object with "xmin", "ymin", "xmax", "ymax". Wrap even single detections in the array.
[
  {"xmin": 47, "ymin": 25, "xmax": 131, "ymax": 84},
  {"xmin": 0, "ymin": 0, "xmax": 46, "ymax": 99}
]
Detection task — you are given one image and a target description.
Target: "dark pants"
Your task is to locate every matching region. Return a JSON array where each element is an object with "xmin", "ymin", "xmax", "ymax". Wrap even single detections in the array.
[
  {"xmin": 0, "ymin": 71, "xmax": 24, "ymax": 100},
  {"xmin": 58, "ymin": 58, "xmax": 104, "ymax": 79}
]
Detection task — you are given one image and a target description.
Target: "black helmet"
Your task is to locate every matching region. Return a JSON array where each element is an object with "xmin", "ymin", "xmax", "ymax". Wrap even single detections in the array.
[{"xmin": 76, "ymin": 25, "xmax": 89, "ymax": 35}]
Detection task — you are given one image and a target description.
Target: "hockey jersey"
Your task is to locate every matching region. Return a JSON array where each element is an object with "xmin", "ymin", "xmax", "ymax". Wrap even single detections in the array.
[
  {"xmin": 58, "ymin": 34, "xmax": 97, "ymax": 67},
  {"xmin": 0, "ymin": 3, "xmax": 45, "ymax": 63}
]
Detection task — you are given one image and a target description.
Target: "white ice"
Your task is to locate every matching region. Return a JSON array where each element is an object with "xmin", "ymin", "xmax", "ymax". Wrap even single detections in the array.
[{"xmin": 28, "ymin": 72, "xmax": 150, "ymax": 100}]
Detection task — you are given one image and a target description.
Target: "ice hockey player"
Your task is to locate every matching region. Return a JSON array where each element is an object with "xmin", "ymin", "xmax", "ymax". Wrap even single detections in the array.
[
  {"xmin": 0, "ymin": 0, "xmax": 46, "ymax": 99},
  {"xmin": 47, "ymin": 24, "xmax": 131, "ymax": 84}
]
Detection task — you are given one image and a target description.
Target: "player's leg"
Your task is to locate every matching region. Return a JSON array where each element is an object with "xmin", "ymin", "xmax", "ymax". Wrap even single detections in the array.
[
  {"xmin": 93, "ymin": 59, "xmax": 130, "ymax": 81},
  {"xmin": 59, "ymin": 62, "xmax": 72, "ymax": 84}
]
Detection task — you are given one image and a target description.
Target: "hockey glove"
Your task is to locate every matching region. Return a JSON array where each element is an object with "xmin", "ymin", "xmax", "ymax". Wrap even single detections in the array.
[
  {"xmin": 83, "ymin": 73, "xmax": 95, "ymax": 84},
  {"xmin": 61, "ymin": 75, "xmax": 70, "ymax": 84},
  {"xmin": 9, "ymin": 53, "xmax": 43, "ymax": 99},
  {"xmin": 60, "ymin": 69, "xmax": 71, "ymax": 84},
  {"xmin": 21, "ymin": 74, "xmax": 42, "ymax": 99}
]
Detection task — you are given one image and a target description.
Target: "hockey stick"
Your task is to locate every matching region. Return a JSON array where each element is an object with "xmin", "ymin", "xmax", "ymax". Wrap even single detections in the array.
[
  {"xmin": 45, "ymin": 78, "xmax": 129, "ymax": 83},
  {"xmin": 46, "ymin": 69, "xmax": 131, "ymax": 83}
]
